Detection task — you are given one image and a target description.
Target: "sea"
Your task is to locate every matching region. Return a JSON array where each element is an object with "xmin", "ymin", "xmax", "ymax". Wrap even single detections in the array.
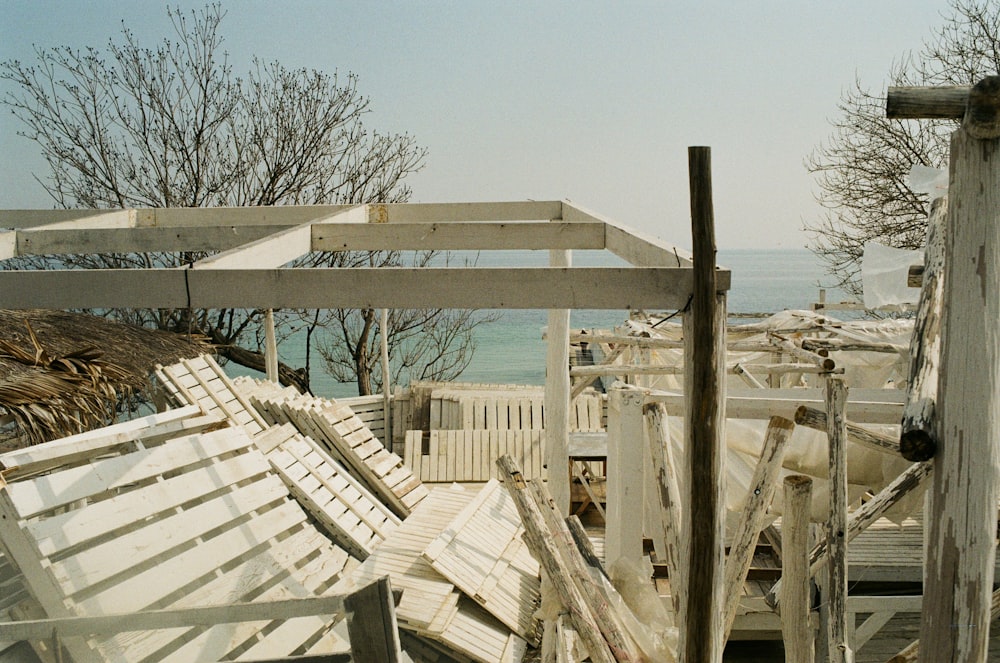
[{"xmin": 244, "ymin": 249, "xmax": 850, "ymax": 399}]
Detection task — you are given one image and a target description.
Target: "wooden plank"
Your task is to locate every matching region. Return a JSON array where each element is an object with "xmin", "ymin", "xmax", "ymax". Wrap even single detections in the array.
[
  {"xmin": 15, "ymin": 224, "xmax": 297, "ymax": 256},
  {"xmin": 562, "ymin": 200, "xmax": 695, "ymax": 268},
  {"xmin": 313, "ymin": 221, "xmax": 605, "ymax": 251},
  {"xmin": 781, "ymin": 475, "xmax": 815, "ymax": 663},
  {"xmin": 364, "ymin": 200, "xmax": 563, "ymax": 223},
  {"xmin": 1, "ymin": 266, "xmax": 709, "ymax": 310}
]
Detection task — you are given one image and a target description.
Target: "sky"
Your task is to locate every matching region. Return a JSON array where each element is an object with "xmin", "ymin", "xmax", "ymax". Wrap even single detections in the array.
[{"xmin": 0, "ymin": 1, "xmax": 952, "ymax": 249}]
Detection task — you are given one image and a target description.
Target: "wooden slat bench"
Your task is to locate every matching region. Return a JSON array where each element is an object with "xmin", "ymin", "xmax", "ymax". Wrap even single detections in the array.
[{"xmin": 0, "ymin": 421, "xmax": 358, "ymax": 662}]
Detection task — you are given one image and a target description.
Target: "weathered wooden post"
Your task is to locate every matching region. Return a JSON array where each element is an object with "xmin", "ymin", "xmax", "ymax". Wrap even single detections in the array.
[
  {"xmin": 264, "ymin": 308, "xmax": 279, "ymax": 383},
  {"xmin": 380, "ymin": 308, "xmax": 392, "ymax": 440},
  {"xmin": 824, "ymin": 376, "xmax": 853, "ymax": 663},
  {"xmin": 545, "ymin": 248, "xmax": 572, "ymax": 514},
  {"xmin": 781, "ymin": 474, "xmax": 815, "ymax": 663},
  {"xmin": 645, "ymin": 401, "xmax": 685, "ymax": 615},
  {"xmin": 606, "ymin": 386, "xmax": 646, "ymax": 567},
  {"xmin": 682, "ymin": 146, "xmax": 727, "ymax": 662},
  {"xmin": 887, "ymin": 75, "xmax": 1000, "ymax": 662}
]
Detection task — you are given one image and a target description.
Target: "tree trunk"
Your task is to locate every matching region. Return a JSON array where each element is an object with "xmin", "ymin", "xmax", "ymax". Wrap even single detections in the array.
[{"xmin": 209, "ymin": 328, "xmax": 309, "ymax": 394}]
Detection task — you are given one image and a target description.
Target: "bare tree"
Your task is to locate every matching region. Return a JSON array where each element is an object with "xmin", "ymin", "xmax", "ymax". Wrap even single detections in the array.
[
  {"xmin": 806, "ymin": 0, "xmax": 1000, "ymax": 296},
  {"xmin": 2, "ymin": 3, "xmax": 493, "ymax": 394}
]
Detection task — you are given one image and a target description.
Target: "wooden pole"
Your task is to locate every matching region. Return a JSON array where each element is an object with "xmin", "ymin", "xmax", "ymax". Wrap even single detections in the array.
[
  {"xmin": 781, "ymin": 474, "xmax": 815, "ymax": 663},
  {"xmin": 644, "ymin": 401, "xmax": 685, "ymax": 615},
  {"xmin": 683, "ymin": 145, "xmax": 727, "ymax": 663},
  {"xmin": 264, "ymin": 308, "xmax": 279, "ymax": 383},
  {"xmin": 900, "ymin": 197, "xmax": 946, "ymax": 461},
  {"xmin": 496, "ymin": 455, "xmax": 616, "ymax": 663},
  {"xmin": 824, "ymin": 376, "xmax": 853, "ymax": 663},
  {"xmin": 722, "ymin": 416, "xmax": 794, "ymax": 642},
  {"xmin": 546, "ymin": 248, "xmax": 572, "ymax": 514},
  {"xmin": 380, "ymin": 308, "xmax": 391, "ymax": 441},
  {"xmin": 794, "ymin": 405, "xmax": 900, "ymax": 455},
  {"xmin": 919, "ymin": 77, "xmax": 1000, "ymax": 663}
]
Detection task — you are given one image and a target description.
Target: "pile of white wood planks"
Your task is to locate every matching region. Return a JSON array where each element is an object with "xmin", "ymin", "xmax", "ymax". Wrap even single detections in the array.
[
  {"xmin": 403, "ymin": 429, "xmax": 547, "ymax": 482},
  {"xmin": 254, "ymin": 423, "xmax": 402, "ymax": 561},
  {"xmin": 426, "ymin": 387, "xmax": 605, "ymax": 433},
  {"xmin": 349, "ymin": 483, "xmax": 535, "ymax": 662},
  {"xmin": 0, "ymin": 412, "xmax": 358, "ymax": 662},
  {"xmin": 0, "ymin": 552, "xmax": 27, "ymax": 658},
  {"xmin": 233, "ymin": 374, "xmax": 428, "ymax": 518}
]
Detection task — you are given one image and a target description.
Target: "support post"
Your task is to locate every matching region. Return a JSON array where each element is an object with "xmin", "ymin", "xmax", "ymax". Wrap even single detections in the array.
[
  {"xmin": 682, "ymin": 146, "xmax": 727, "ymax": 663},
  {"xmin": 825, "ymin": 376, "xmax": 853, "ymax": 663},
  {"xmin": 606, "ymin": 387, "xmax": 645, "ymax": 567},
  {"xmin": 919, "ymin": 77, "xmax": 1000, "ymax": 663},
  {"xmin": 781, "ymin": 474, "xmax": 815, "ymax": 663},
  {"xmin": 264, "ymin": 308, "xmax": 279, "ymax": 383},
  {"xmin": 546, "ymin": 248, "xmax": 572, "ymax": 514},
  {"xmin": 644, "ymin": 401, "xmax": 685, "ymax": 615},
  {"xmin": 380, "ymin": 308, "xmax": 391, "ymax": 440}
]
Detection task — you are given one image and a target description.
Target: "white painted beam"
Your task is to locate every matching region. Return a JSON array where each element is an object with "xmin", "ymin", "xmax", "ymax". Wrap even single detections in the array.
[
  {"xmin": 1, "ymin": 267, "xmax": 701, "ymax": 310},
  {"xmin": 14, "ymin": 225, "xmax": 296, "ymax": 256},
  {"xmin": 0, "ymin": 231, "xmax": 15, "ymax": 260},
  {"xmin": 366, "ymin": 200, "xmax": 563, "ymax": 223},
  {"xmin": 562, "ymin": 200, "xmax": 697, "ymax": 268},
  {"xmin": 191, "ymin": 221, "xmax": 315, "ymax": 270},
  {"xmin": 312, "ymin": 221, "xmax": 606, "ymax": 252}
]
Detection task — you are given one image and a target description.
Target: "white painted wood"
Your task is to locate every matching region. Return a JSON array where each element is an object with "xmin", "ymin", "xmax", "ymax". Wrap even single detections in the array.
[
  {"xmin": 605, "ymin": 387, "xmax": 645, "ymax": 567},
  {"xmin": 14, "ymin": 224, "xmax": 295, "ymax": 256},
  {"xmin": 0, "ymin": 231, "xmax": 14, "ymax": 260},
  {"xmin": 312, "ymin": 221, "xmax": 605, "ymax": 251},
  {"xmin": 381, "ymin": 308, "xmax": 391, "ymax": 438},
  {"xmin": 644, "ymin": 401, "xmax": 685, "ymax": 614},
  {"xmin": 0, "ymin": 266, "xmax": 699, "ymax": 310},
  {"xmin": 561, "ymin": 200, "xmax": 695, "ymax": 267},
  {"xmin": 545, "ymin": 248, "xmax": 572, "ymax": 514},
  {"xmin": 365, "ymin": 200, "xmax": 563, "ymax": 223},
  {"xmin": 825, "ymin": 377, "xmax": 854, "ymax": 663},
  {"xmin": 192, "ymin": 219, "xmax": 315, "ymax": 269},
  {"xmin": 781, "ymin": 475, "xmax": 815, "ymax": 663},
  {"xmin": 265, "ymin": 308, "xmax": 279, "ymax": 382},
  {"xmin": 921, "ymin": 127, "xmax": 1000, "ymax": 663},
  {"xmin": 722, "ymin": 416, "xmax": 794, "ymax": 641}
]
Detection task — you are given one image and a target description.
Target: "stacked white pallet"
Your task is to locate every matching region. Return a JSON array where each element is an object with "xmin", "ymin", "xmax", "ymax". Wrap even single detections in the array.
[
  {"xmin": 0, "ymin": 415, "xmax": 357, "ymax": 662},
  {"xmin": 236, "ymin": 379, "xmax": 428, "ymax": 519},
  {"xmin": 403, "ymin": 430, "xmax": 547, "ymax": 482},
  {"xmin": 348, "ymin": 485, "xmax": 529, "ymax": 663},
  {"xmin": 254, "ymin": 423, "xmax": 401, "ymax": 560}
]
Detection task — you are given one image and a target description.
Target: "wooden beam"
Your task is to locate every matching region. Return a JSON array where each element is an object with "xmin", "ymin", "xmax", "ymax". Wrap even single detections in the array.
[
  {"xmin": 192, "ymin": 220, "xmax": 315, "ymax": 270},
  {"xmin": 367, "ymin": 200, "xmax": 563, "ymax": 223},
  {"xmin": 886, "ymin": 85, "xmax": 968, "ymax": 119},
  {"xmin": 605, "ymin": 388, "xmax": 645, "ymax": 566},
  {"xmin": 0, "ymin": 230, "xmax": 15, "ymax": 260},
  {"xmin": 780, "ymin": 475, "xmax": 815, "ymax": 663},
  {"xmin": 344, "ymin": 576, "xmax": 402, "ymax": 663},
  {"xmin": 0, "ymin": 266, "xmax": 704, "ymax": 310},
  {"xmin": 562, "ymin": 200, "xmax": 696, "ymax": 268},
  {"xmin": 644, "ymin": 402, "xmax": 685, "ymax": 615},
  {"xmin": 13, "ymin": 225, "xmax": 296, "ymax": 255},
  {"xmin": 683, "ymin": 145, "xmax": 727, "ymax": 663},
  {"xmin": 794, "ymin": 405, "xmax": 901, "ymax": 456},
  {"xmin": 900, "ymin": 197, "xmax": 946, "ymax": 461},
  {"xmin": 312, "ymin": 221, "xmax": 606, "ymax": 251}
]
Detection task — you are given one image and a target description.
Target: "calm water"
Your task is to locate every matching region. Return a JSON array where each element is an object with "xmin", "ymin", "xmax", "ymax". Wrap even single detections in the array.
[{"xmin": 246, "ymin": 249, "xmax": 846, "ymax": 398}]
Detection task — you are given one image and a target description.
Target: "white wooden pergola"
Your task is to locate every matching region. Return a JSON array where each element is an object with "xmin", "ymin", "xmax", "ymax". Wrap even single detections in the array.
[{"xmin": 0, "ymin": 200, "xmax": 730, "ymax": 518}]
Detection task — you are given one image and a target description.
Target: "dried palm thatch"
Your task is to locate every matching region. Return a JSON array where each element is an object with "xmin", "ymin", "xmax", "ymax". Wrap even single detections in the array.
[{"xmin": 0, "ymin": 310, "xmax": 209, "ymax": 447}]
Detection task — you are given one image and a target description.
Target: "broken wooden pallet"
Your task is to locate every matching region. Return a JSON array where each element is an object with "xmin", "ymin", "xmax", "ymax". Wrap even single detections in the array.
[
  {"xmin": 348, "ymin": 485, "xmax": 527, "ymax": 663},
  {"xmin": 234, "ymin": 377, "xmax": 428, "ymax": 519},
  {"xmin": 0, "ymin": 422, "xmax": 357, "ymax": 662},
  {"xmin": 254, "ymin": 423, "xmax": 401, "ymax": 560},
  {"xmin": 422, "ymin": 479, "xmax": 542, "ymax": 645}
]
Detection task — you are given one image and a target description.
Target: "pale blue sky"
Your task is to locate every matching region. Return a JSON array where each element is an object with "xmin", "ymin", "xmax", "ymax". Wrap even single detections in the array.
[{"xmin": 1, "ymin": 1, "xmax": 950, "ymax": 248}]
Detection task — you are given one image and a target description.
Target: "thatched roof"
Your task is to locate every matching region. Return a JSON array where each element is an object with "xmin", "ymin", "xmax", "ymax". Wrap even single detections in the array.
[{"xmin": 0, "ymin": 310, "xmax": 209, "ymax": 446}]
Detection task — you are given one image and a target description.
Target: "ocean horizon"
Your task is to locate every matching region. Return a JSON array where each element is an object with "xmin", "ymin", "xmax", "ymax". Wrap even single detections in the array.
[{"xmin": 236, "ymin": 248, "xmax": 850, "ymax": 398}]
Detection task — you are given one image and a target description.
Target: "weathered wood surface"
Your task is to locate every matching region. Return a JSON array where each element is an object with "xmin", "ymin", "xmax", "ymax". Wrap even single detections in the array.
[
  {"xmin": 920, "ymin": 117, "xmax": 1000, "ymax": 662},
  {"xmin": 684, "ymin": 145, "xmax": 727, "ymax": 663},
  {"xmin": 0, "ymin": 425, "xmax": 356, "ymax": 662},
  {"xmin": 421, "ymin": 479, "xmax": 542, "ymax": 644},
  {"xmin": 825, "ymin": 377, "xmax": 854, "ymax": 663},
  {"xmin": 546, "ymin": 247, "xmax": 572, "ymax": 515},
  {"xmin": 495, "ymin": 456, "xmax": 617, "ymax": 663},
  {"xmin": 349, "ymin": 484, "xmax": 527, "ymax": 662},
  {"xmin": 644, "ymin": 402, "xmax": 685, "ymax": 614},
  {"xmin": 794, "ymin": 405, "xmax": 901, "ymax": 455},
  {"xmin": 404, "ymin": 429, "xmax": 547, "ymax": 482},
  {"xmin": 606, "ymin": 388, "xmax": 645, "ymax": 567},
  {"xmin": 886, "ymin": 85, "xmax": 969, "ymax": 119},
  {"xmin": 344, "ymin": 576, "xmax": 403, "ymax": 663},
  {"xmin": 900, "ymin": 197, "xmax": 946, "ymax": 461},
  {"xmin": 722, "ymin": 416, "xmax": 794, "ymax": 641},
  {"xmin": 781, "ymin": 475, "xmax": 815, "ymax": 663}
]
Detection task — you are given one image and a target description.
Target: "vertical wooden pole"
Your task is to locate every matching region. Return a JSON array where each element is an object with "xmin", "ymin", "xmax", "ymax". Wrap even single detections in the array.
[
  {"xmin": 781, "ymin": 474, "xmax": 815, "ymax": 663},
  {"xmin": 683, "ymin": 146, "xmax": 727, "ymax": 663},
  {"xmin": 645, "ymin": 401, "xmax": 686, "ymax": 615},
  {"xmin": 546, "ymin": 249, "xmax": 572, "ymax": 515},
  {"xmin": 264, "ymin": 308, "xmax": 279, "ymax": 383},
  {"xmin": 920, "ymin": 87, "xmax": 1000, "ymax": 661},
  {"xmin": 606, "ymin": 387, "xmax": 645, "ymax": 567},
  {"xmin": 380, "ymin": 308, "xmax": 391, "ymax": 440},
  {"xmin": 825, "ymin": 376, "xmax": 853, "ymax": 663},
  {"xmin": 722, "ymin": 416, "xmax": 794, "ymax": 641}
]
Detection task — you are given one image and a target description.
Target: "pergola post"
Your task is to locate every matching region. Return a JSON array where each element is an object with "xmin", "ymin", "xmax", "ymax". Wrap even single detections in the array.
[{"xmin": 545, "ymin": 248, "xmax": 572, "ymax": 515}]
